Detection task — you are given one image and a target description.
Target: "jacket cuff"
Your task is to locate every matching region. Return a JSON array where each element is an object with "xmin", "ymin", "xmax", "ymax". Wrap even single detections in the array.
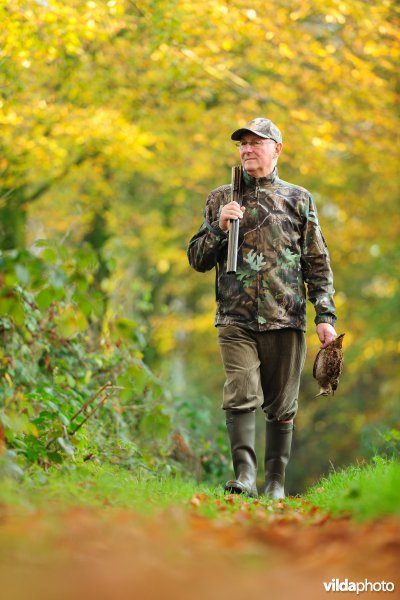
[
  {"xmin": 203, "ymin": 218, "xmax": 228, "ymax": 238},
  {"xmin": 315, "ymin": 314, "xmax": 337, "ymax": 326}
]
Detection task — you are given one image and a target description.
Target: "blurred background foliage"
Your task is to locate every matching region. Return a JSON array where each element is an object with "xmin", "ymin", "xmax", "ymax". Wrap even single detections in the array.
[{"xmin": 0, "ymin": 0, "xmax": 399, "ymax": 491}]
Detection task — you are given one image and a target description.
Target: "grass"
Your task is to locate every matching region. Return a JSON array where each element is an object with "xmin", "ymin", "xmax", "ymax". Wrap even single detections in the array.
[
  {"xmin": 297, "ymin": 456, "xmax": 400, "ymax": 522},
  {"xmin": 0, "ymin": 461, "xmax": 214, "ymax": 515},
  {"xmin": 0, "ymin": 457, "xmax": 399, "ymax": 523}
]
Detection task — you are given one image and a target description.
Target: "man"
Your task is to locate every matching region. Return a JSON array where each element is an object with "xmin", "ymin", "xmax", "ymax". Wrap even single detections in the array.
[{"xmin": 188, "ymin": 118, "xmax": 337, "ymax": 499}]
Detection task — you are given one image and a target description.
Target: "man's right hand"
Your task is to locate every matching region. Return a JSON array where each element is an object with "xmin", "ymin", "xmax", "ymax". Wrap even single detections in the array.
[{"xmin": 219, "ymin": 201, "xmax": 246, "ymax": 232}]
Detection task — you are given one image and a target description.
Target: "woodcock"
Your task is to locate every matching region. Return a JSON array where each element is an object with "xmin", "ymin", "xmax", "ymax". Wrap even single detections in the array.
[{"xmin": 313, "ymin": 334, "xmax": 345, "ymax": 397}]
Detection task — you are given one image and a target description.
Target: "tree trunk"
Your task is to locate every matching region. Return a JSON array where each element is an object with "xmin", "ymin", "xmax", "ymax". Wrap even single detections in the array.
[{"xmin": 0, "ymin": 194, "xmax": 27, "ymax": 251}]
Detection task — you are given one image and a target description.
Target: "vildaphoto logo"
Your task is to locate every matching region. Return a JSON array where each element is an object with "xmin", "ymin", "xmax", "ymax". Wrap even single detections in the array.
[{"xmin": 323, "ymin": 579, "xmax": 395, "ymax": 594}]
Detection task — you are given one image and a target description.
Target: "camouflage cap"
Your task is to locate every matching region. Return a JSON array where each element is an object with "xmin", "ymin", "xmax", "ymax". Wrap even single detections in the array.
[{"xmin": 231, "ymin": 118, "xmax": 283, "ymax": 143}]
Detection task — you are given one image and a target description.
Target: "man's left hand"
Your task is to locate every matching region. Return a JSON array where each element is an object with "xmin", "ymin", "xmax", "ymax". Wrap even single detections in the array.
[{"xmin": 317, "ymin": 323, "xmax": 337, "ymax": 348}]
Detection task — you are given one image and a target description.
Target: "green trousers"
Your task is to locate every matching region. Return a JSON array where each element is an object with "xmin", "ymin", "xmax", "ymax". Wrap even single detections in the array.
[{"xmin": 217, "ymin": 324, "xmax": 306, "ymax": 422}]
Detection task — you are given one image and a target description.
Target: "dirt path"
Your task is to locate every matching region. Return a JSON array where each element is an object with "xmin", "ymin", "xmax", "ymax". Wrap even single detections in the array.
[{"xmin": 0, "ymin": 495, "xmax": 398, "ymax": 600}]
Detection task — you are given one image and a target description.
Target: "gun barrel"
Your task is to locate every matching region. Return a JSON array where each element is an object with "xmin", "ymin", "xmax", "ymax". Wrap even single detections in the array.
[{"xmin": 227, "ymin": 166, "xmax": 243, "ymax": 273}]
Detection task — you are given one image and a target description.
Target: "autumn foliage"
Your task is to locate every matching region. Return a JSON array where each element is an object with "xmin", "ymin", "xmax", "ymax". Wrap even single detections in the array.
[{"xmin": 0, "ymin": 0, "xmax": 399, "ymax": 486}]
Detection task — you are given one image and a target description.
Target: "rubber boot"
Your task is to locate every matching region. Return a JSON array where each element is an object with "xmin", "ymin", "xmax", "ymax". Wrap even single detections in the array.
[
  {"xmin": 262, "ymin": 421, "xmax": 294, "ymax": 500},
  {"xmin": 224, "ymin": 410, "xmax": 258, "ymax": 498}
]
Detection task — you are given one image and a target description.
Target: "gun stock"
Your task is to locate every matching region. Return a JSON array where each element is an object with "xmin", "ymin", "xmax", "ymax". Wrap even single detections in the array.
[{"xmin": 226, "ymin": 165, "xmax": 243, "ymax": 273}]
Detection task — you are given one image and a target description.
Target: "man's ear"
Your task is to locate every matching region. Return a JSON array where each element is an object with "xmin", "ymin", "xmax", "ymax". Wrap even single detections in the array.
[{"xmin": 275, "ymin": 142, "xmax": 283, "ymax": 158}]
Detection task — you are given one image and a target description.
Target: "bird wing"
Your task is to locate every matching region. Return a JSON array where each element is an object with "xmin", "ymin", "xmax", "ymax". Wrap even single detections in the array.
[
  {"xmin": 327, "ymin": 349, "xmax": 344, "ymax": 380},
  {"xmin": 313, "ymin": 349, "xmax": 323, "ymax": 380}
]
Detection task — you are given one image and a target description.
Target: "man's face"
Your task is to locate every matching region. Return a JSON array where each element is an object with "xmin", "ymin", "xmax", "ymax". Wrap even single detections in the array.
[{"xmin": 238, "ymin": 133, "xmax": 282, "ymax": 178}]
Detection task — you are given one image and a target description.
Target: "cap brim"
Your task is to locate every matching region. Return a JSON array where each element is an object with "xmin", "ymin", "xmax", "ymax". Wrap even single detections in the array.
[{"xmin": 231, "ymin": 127, "xmax": 272, "ymax": 141}]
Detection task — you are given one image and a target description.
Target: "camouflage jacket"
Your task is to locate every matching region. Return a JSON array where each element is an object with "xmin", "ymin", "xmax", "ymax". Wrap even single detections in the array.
[{"xmin": 187, "ymin": 168, "xmax": 337, "ymax": 332}]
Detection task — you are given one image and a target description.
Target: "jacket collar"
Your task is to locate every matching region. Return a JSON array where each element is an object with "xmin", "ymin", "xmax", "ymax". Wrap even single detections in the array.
[{"xmin": 243, "ymin": 167, "xmax": 278, "ymax": 188}]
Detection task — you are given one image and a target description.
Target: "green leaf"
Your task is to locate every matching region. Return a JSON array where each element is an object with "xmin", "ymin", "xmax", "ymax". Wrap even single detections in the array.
[
  {"xmin": 57, "ymin": 437, "xmax": 75, "ymax": 457},
  {"xmin": 139, "ymin": 408, "xmax": 171, "ymax": 441},
  {"xmin": 15, "ymin": 264, "xmax": 31, "ymax": 285},
  {"xmin": 55, "ymin": 305, "xmax": 88, "ymax": 338},
  {"xmin": 47, "ymin": 451, "xmax": 63, "ymax": 464},
  {"xmin": 244, "ymin": 250, "xmax": 267, "ymax": 272},
  {"xmin": 36, "ymin": 288, "xmax": 54, "ymax": 310},
  {"xmin": 42, "ymin": 248, "xmax": 58, "ymax": 263},
  {"xmin": 34, "ymin": 239, "xmax": 50, "ymax": 248},
  {"xmin": 58, "ymin": 412, "xmax": 70, "ymax": 427}
]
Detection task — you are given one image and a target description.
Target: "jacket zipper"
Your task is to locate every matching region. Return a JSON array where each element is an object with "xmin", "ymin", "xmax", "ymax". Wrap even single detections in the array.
[{"xmin": 256, "ymin": 182, "xmax": 261, "ymax": 330}]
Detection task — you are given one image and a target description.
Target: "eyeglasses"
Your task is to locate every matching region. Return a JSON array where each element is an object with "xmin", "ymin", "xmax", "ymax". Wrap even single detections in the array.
[{"xmin": 235, "ymin": 140, "xmax": 277, "ymax": 148}]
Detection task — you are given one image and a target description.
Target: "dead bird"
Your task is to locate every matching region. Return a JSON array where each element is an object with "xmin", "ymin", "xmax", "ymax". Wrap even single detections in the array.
[{"xmin": 313, "ymin": 334, "xmax": 345, "ymax": 397}]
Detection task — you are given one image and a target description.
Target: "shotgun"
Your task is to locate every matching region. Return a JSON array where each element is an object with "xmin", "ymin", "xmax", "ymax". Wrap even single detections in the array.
[{"xmin": 226, "ymin": 165, "xmax": 243, "ymax": 273}]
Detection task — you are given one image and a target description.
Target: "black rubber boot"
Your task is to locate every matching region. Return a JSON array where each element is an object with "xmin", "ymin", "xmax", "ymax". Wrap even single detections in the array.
[
  {"xmin": 262, "ymin": 421, "xmax": 294, "ymax": 500},
  {"xmin": 224, "ymin": 410, "xmax": 258, "ymax": 498}
]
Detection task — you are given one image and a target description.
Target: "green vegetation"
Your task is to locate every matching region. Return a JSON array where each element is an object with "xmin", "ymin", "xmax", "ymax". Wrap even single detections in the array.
[
  {"xmin": 1, "ymin": 0, "xmax": 399, "ymax": 494},
  {"xmin": 301, "ymin": 457, "xmax": 400, "ymax": 522},
  {"xmin": 0, "ymin": 244, "xmax": 177, "ymax": 474},
  {"xmin": 1, "ymin": 457, "xmax": 398, "ymax": 525},
  {"xmin": 0, "ymin": 245, "xmax": 228, "ymax": 483},
  {"xmin": 0, "ymin": 462, "xmax": 207, "ymax": 515}
]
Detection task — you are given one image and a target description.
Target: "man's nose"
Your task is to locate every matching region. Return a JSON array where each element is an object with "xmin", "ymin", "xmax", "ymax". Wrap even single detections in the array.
[{"xmin": 241, "ymin": 144, "xmax": 255, "ymax": 154}]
